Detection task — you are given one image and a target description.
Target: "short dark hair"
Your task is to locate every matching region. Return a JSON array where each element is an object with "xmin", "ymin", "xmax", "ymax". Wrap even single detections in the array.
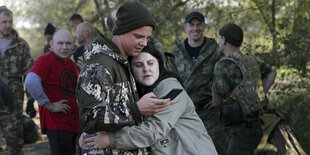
[
  {"xmin": 219, "ymin": 23, "xmax": 243, "ymax": 47},
  {"xmin": 69, "ymin": 13, "xmax": 84, "ymax": 22},
  {"xmin": 44, "ymin": 23, "xmax": 56, "ymax": 35}
]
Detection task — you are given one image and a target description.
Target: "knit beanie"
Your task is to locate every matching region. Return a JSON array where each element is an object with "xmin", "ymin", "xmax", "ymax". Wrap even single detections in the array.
[
  {"xmin": 113, "ymin": 1, "xmax": 156, "ymax": 35},
  {"xmin": 44, "ymin": 23, "xmax": 56, "ymax": 35},
  {"xmin": 219, "ymin": 23, "xmax": 243, "ymax": 47}
]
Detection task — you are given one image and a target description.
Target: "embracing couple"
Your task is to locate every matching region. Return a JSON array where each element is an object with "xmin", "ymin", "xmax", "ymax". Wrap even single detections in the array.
[{"xmin": 76, "ymin": 1, "xmax": 217, "ymax": 155}]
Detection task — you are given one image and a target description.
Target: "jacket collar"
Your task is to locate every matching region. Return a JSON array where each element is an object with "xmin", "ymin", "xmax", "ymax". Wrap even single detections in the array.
[
  {"xmin": 83, "ymin": 35, "xmax": 127, "ymax": 65},
  {"xmin": 6, "ymin": 29, "xmax": 20, "ymax": 50}
]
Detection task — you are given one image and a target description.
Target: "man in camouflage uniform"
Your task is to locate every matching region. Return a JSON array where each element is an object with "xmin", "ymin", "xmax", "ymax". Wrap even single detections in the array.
[
  {"xmin": 211, "ymin": 23, "xmax": 277, "ymax": 154},
  {"xmin": 169, "ymin": 11, "xmax": 226, "ymax": 154},
  {"xmin": 0, "ymin": 6, "xmax": 34, "ymax": 154}
]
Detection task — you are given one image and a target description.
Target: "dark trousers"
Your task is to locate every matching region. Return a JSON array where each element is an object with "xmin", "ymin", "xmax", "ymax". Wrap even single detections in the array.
[{"xmin": 46, "ymin": 129, "xmax": 78, "ymax": 155}]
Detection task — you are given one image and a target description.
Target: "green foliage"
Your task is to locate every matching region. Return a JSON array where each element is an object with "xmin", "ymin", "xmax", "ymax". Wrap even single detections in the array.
[
  {"xmin": 1, "ymin": 0, "xmax": 309, "ymax": 152},
  {"xmin": 269, "ymin": 93, "xmax": 310, "ymax": 153},
  {"xmin": 278, "ymin": 31, "xmax": 310, "ymax": 78}
]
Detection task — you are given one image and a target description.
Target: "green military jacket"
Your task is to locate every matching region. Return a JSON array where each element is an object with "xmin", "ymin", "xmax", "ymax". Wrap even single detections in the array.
[
  {"xmin": 170, "ymin": 37, "xmax": 222, "ymax": 110},
  {"xmin": 212, "ymin": 51, "xmax": 272, "ymax": 98},
  {"xmin": 0, "ymin": 30, "xmax": 33, "ymax": 103},
  {"xmin": 218, "ymin": 51, "xmax": 267, "ymax": 116},
  {"xmin": 212, "ymin": 51, "xmax": 273, "ymax": 122}
]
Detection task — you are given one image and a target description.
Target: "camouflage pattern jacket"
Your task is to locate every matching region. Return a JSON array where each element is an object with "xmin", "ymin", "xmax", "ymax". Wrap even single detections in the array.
[
  {"xmin": 212, "ymin": 51, "xmax": 273, "ymax": 123},
  {"xmin": 76, "ymin": 37, "xmax": 148, "ymax": 154},
  {"xmin": 76, "ymin": 36, "xmax": 142, "ymax": 133},
  {"xmin": 0, "ymin": 30, "xmax": 33, "ymax": 103},
  {"xmin": 170, "ymin": 37, "xmax": 222, "ymax": 110},
  {"xmin": 221, "ymin": 51, "xmax": 267, "ymax": 117}
]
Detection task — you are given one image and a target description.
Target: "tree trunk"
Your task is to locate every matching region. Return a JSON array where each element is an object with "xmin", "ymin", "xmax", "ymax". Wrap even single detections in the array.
[{"xmin": 93, "ymin": 0, "xmax": 108, "ymax": 35}]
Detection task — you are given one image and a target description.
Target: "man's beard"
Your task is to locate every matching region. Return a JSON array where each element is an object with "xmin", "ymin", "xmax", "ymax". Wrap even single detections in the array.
[{"xmin": 77, "ymin": 39, "xmax": 84, "ymax": 45}]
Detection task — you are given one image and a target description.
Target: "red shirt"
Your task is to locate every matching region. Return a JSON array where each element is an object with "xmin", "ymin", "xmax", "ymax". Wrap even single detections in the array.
[{"xmin": 29, "ymin": 51, "xmax": 79, "ymax": 133}]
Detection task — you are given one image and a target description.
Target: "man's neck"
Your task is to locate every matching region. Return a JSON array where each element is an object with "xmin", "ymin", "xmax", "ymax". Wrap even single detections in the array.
[
  {"xmin": 112, "ymin": 36, "xmax": 128, "ymax": 59},
  {"xmin": 223, "ymin": 45, "xmax": 239, "ymax": 56},
  {"xmin": 0, "ymin": 33, "xmax": 12, "ymax": 40},
  {"xmin": 187, "ymin": 37, "xmax": 204, "ymax": 48},
  {"xmin": 84, "ymin": 38, "xmax": 93, "ymax": 49}
]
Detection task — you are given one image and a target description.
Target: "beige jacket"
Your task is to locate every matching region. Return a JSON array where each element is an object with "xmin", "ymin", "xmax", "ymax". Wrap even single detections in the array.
[{"xmin": 109, "ymin": 78, "xmax": 218, "ymax": 155}]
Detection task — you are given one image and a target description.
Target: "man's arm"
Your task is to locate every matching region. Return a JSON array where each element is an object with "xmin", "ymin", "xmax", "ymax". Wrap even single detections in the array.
[
  {"xmin": 25, "ymin": 72, "xmax": 70, "ymax": 113},
  {"xmin": 0, "ymin": 77, "xmax": 15, "ymax": 113},
  {"xmin": 20, "ymin": 40, "xmax": 36, "ymax": 117},
  {"xmin": 20, "ymin": 40, "xmax": 34, "ymax": 98},
  {"xmin": 211, "ymin": 92, "xmax": 222, "ymax": 109},
  {"xmin": 262, "ymin": 68, "xmax": 276, "ymax": 93}
]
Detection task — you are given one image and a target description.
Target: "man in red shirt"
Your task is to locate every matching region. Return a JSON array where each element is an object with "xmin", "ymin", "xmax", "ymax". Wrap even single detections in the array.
[{"xmin": 25, "ymin": 29, "xmax": 79, "ymax": 155}]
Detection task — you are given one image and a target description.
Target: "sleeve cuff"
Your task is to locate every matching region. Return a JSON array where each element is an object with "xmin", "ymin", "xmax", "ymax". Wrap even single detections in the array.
[{"xmin": 108, "ymin": 132, "xmax": 116, "ymax": 148}]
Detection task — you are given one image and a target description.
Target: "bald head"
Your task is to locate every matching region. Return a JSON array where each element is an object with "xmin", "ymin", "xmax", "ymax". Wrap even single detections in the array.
[
  {"xmin": 77, "ymin": 22, "xmax": 94, "ymax": 37},
  {"xmin": 52, "ymin": 29, "xmax": 74, "ymax": 60},
  {"xmin": 76, "ymin": 22, "xmax": 95, "ymax": 47},
  {"xmin": 53, "ymin": 29, "xmax": 73, "ymax": 41}
]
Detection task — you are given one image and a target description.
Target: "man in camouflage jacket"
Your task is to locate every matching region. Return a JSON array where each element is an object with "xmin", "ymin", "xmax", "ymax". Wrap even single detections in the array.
[
  {"xmin": 169, "ymin": 11, "xmax": 226, "ymax": 154},
  {"xmin": 77, "ymin": 2, "xmax": 172, "ymax": 154},
  {"xmin": 0, "ymin": 6, "xmax": 34, "ymax": 154},
  {"xmin": 212, "ymin": 23, "xmax": 277, "ymax": 154}
]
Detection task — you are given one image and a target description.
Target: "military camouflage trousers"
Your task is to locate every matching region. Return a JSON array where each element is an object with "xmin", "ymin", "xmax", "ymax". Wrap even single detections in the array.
[
  {"xmin": 14, "ymin": 100, "xmax": 24, "ymax": 154},
  {"xmin": 0, "ymin": 112, "xmax": 23, "ymax": 155}
]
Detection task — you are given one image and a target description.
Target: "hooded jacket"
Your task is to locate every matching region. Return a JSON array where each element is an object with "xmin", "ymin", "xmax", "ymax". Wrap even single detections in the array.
[{"xmin": 76, "ymin": 36, "xmax": 146, "ymax": 154}]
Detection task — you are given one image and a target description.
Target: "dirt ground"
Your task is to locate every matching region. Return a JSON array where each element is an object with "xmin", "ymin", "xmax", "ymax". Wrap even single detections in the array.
[{"xmin": 0, "ymin": 139, "xmax": 51, "ymax": 155}]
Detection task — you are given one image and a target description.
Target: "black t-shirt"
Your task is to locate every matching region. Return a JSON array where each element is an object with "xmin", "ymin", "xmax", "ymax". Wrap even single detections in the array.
[{"xmin": 185, "ymin": 38, "xmax": 206, "ymax": 64}]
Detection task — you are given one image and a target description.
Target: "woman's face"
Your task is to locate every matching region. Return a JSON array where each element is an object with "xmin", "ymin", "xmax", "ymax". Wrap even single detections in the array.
[{"xmin": 131, "ymin": 52, "xmax": 160, "ymax": 87}]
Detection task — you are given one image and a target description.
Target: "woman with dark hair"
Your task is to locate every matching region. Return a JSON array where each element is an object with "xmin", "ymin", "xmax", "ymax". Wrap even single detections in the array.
[{"xmin": 80, "ymin": 43, "xmax": 217, "ymax": 155}]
